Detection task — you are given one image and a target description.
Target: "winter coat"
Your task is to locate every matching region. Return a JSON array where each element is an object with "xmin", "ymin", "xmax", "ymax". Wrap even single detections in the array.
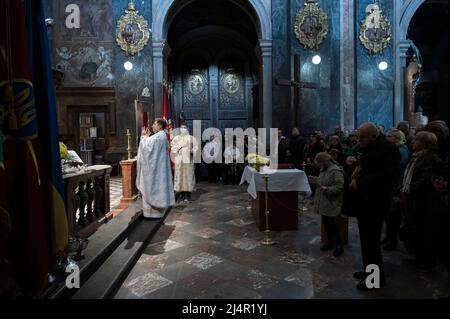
[{"xmin": 313, "ymin": 163, "xmax": 345, "ymax": 217}]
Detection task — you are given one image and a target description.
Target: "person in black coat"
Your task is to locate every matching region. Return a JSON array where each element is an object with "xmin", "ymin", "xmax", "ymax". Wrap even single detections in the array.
[
  {"xmin": 400, "ymin": 131, "xmax": 442, "ymax": 272},
  {"xmin": 349, "ymin": 123, "xmax": 401, "ymax": 290},
  {"xmin": 289, "ymin": 127, "xmax": 305, "ymax": 169},
  {"xmin": 277, "ymin": 129, "xmax": 290, "ymax": 164}
]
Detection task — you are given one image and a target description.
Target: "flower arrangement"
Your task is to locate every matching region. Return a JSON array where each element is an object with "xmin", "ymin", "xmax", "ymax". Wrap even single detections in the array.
[
  {"xmin": 245, "ymin": 153, "xmax": 270, "ymax": 171},
  {"xmin": 60, "ymin": 142, "xmax": 69, "ymax": 161},
  {"xmin": 60, "ymin": 142, "xmax": 85, "ymax": 175}
]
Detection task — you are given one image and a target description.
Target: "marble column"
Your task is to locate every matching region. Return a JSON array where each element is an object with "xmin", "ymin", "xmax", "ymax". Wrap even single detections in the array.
[
  {"xmin": 340, "ymin": 0, "xmax": 356, "ymax": 132},
  {"xmin": 257, "ymin": 40, "xmax": 273, "ymax": 130},
  {"xmin": 152, "ymin": 41, "xmax": 171, "ymax": 117}
]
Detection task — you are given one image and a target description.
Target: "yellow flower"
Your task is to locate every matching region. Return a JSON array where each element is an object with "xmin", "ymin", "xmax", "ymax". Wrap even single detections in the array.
[
  {"xmin": 59, "ymin": 142, "xmax": 69, "ymax": 160},
  {"xmin": 245, "ymin": 153, "xmax": 270, "ymax": 165}
]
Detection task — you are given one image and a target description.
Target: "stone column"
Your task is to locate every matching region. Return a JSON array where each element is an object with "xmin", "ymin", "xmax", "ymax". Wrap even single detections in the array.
[
  {"xmin": 257, "ymin": 40, "xmax": 273, "ymax": 130},
  {"xmin": 152, "ymin": 41, "xmax": 171, "ymax": 117},
  {"xmin": 119, "ymin": 159, "xmax": 138, "ymax": 210},
  {"xmin": 340, "ymin": 0, "xmax": 356, "ymax": 132}
]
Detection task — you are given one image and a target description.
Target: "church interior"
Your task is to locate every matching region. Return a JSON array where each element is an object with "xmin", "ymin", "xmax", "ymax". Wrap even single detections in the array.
[{"xmin": 0, "ymin": 0, "xmax": 449, "ymax": 301}]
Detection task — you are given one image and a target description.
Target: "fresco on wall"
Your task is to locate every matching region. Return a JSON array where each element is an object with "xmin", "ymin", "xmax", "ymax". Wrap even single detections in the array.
[
  {"xmin": 53, "ymin": 0, "xmax": 114, "ymax": 87},
  {"xmin": 56, "ymin": 0, "xmax": 113, "ymax": 41},
  {"xmin": 55, "ymin": 42, "xmax": 113, "ymax": 86}
]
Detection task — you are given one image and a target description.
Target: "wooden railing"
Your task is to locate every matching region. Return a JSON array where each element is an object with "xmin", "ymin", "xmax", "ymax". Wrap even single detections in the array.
[{"xmin": 63, "ymin": 165, "xmax": 112, "ymax": 238}]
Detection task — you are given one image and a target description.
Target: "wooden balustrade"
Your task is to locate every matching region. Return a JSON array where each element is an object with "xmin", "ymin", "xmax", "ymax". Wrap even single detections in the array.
[{"xmin": 63, "ymin": 165, "xmax": 112, "ymax": 238}]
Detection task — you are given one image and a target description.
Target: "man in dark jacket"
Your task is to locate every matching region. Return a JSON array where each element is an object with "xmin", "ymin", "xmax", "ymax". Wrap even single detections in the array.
[
  {"xmin": 349, "ymin": 123, "xmax": 401, "ymax": 290},
  {"xmin": 289, "ymin": 127, "xmax": 305, "ymax": 169},
  {"xmin": 277, "ymin": 129, "xmax": 290, "ymax": 164}
]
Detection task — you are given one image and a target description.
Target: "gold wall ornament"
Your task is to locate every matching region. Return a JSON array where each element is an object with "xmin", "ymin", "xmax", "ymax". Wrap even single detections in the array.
[
  {"xmin": 116, "ymin": 1, "xmax": 150, "ymax": 56},
  {"xmin": 359, "ymin": 3, "xmax": 391, "ymax": 55},
  {"xmin": 294, "ymin": 0, "xmax": 329, "ymax": 51}
]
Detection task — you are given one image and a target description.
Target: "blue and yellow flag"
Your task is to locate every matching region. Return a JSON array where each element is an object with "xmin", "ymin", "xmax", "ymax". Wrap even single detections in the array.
[{"xmin": 0, "ymin": 0, "xmax": 68, "ymax": 295}]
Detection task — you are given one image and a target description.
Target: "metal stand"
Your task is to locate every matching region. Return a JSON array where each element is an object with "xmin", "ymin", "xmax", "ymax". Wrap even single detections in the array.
[
  {"xmin": 261, "ymin": 174, "xmax": 276, "ymax": 246},
  {"xmin": 301, "ymin": 161, "xmax": 308, "ymax": 212}
]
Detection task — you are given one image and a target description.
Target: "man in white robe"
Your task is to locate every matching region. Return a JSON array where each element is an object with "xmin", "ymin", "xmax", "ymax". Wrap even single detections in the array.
[
  {"xmin": 171, "ymin": 124, "xmax": 199, "ymax": 202},
  {"xmin": 136, "ymin": 118, "xmax": 175, "ymax": 218}
]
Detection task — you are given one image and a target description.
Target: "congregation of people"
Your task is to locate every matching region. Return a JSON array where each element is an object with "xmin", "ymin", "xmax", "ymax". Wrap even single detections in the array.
[
  {"xmin": 277, "ymin": 120, "xmax": 449, "ymax": 290},
  {"xmin": 139, "ymin": 117, "xmax": 448, "ymax": 292}
]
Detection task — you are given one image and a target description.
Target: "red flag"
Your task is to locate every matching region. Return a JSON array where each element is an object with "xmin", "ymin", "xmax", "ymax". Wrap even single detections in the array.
[
  {"xmin": 162, "ymin": 82, "xmax": 174, "ymax": 175},
  {"xmin": 162, "ymin": 82, "xmax": 170, "ymax": 120}
]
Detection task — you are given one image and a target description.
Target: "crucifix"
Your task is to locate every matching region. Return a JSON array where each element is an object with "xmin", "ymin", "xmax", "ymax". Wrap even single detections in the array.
[{"xmin": 276, "ymin": 54, "xmax": 320, "ymax": 128}]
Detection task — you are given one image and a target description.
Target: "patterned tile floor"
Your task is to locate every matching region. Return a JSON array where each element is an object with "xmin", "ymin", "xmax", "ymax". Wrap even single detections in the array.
[
  {"xmin": 115, "ymin": 183, "xmax": 449, "ymax": 299},
  {"xmin": 110, "ymin": 177, "xmax": 122, "ymax": 210}
]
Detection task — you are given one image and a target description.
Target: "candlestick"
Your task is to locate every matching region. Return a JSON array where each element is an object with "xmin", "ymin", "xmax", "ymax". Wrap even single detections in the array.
[
  {"xmin": 126, "ymin": 129, "xmax": 132, "ymax": 160},
  {"xmin": 261, "ymin": 173, "xmax": 276, "ymax": 246},
  {"xmin": 301, "ymin": 161, "xmax": 308, "ymax": 212}
]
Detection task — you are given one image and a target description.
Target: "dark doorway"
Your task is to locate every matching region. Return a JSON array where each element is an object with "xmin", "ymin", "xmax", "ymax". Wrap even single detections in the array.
[
  {"xmin": 167, "ymin": 0, "xmax": 259, "ymax": 132},
  {"xmin": 408, "ymin": 0, "xmax": 449, "ymax": 123}
]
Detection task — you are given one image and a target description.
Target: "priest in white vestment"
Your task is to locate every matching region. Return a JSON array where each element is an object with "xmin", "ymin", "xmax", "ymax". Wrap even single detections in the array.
[
  {"xmin": 136, "ymin": 118, "xmax": 175, "ymax": 218},
  {"xmin": 171, "ymin": 124, "xmax": 199, "ymax": 202}
]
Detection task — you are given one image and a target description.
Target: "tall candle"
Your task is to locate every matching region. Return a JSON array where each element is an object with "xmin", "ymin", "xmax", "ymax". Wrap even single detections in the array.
[{"xmin": 142, "ymin": 112, "xmax": 148, "ymax": 128}]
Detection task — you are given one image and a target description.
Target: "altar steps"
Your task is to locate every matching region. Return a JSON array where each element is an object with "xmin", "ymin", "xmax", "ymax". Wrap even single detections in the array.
[{"xmin": 47, "ymin": 200, "xmax": 170, "ymax": 299}]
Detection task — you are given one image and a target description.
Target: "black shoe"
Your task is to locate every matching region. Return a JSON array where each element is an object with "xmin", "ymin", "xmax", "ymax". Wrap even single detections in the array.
[
  {"xmin": 333, "ymin": 246, "xmax": 344, "ymax": 257},
  {"xmin": 356, "ymin": 279, "xmax": 385, "ymax": 290},
  {"xmin": 383, "ymin": 242, "xmax": 397, "ymax": 251},
  {"xmin": 320, "ymin": 244, "xmax": 334, "ymax": 251},
  {"xmin": 353, "ymin": 271, "xmax": 369, "ymax": 280}
]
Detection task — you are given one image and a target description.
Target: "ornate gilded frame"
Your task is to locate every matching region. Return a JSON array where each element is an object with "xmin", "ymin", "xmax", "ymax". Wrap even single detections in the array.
[
  {"xmin": 294, "ymin": 0, "xmax": 329, "ymax": 51},
  {"xmin": 116, "ymin": 2, "xmax": 150, "ymax": 56},
  {"xmin": 359, "ymin": 3, "xmax": 391, "ymax": 55}
]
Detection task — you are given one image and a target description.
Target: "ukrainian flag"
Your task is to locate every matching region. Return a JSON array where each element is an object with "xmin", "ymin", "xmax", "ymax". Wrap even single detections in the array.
[{"xmin": 0, "ymin": 0, "xmax": 68, "ymax": 295}]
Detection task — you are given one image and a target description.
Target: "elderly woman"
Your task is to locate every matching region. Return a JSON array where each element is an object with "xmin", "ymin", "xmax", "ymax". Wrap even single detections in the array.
[
  {"xmin": 400, "ymin": 131, "xmax": 441, "ymax": 271},
  {"xmin": 386, "ymin": 129, "xmax": 410, "ymax": 172},
  {"xmin": 309, "ymin": 152, "xmax": 345, "ymax": 256}
]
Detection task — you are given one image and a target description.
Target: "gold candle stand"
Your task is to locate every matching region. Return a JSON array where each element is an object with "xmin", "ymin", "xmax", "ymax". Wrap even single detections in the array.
[{"xmin": 261, "ymin": 173, "xmax": 276, "ymax": 246}]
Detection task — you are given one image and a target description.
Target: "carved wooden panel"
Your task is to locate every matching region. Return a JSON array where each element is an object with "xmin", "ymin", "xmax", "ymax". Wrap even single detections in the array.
[
  {"xmin": 219, "ymin": 67, "xmax": 245, "ymax": 109},
  {"xmin": 217, "ymin": 119, "xmax": 248, "ymax": 132},
  {"xmin": 183, "ymin": 68, "xmax": 209, "ymax": 107}
]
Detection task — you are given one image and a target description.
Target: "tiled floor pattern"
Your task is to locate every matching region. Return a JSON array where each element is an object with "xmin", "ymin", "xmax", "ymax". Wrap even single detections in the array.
[{"xmin": 115, "ymin": 183, "xmax": 449, "ymax": 299}]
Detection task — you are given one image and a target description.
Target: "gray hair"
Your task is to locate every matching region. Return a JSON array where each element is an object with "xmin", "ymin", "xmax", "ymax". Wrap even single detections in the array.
[{"xmin": 314, "ymin": 152, "xmax": 332, "ymax": 163}]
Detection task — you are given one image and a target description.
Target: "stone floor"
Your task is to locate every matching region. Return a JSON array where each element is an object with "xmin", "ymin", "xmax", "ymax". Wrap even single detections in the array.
[
  {"xmin": 110, "ymin": 177, "xmax": 122, "ymax": 210},
  {"xmin": 115, "ymin": 182, "xmax": 449, "ymax": 299}
]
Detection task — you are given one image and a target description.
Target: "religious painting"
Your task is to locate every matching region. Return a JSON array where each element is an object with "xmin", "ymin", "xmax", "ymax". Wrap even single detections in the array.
[
  {"xmin": 294, "ymin": 0, "xmax": 329, "ymax": 51},
  {"xmin": 187, "ymin": 71, "xmax": 205, "ymax": 95},
  {"xmin": 55, "ymin": 42, "xmax": 113, "ymax": 86},
  {"xmin": 56, "ymin": 0, "xmax": 113, "ymax": 42},
  {"xmin": 359, "ymin": 3, "xmax": 391, "ymax": 55},
  {"xmin": 116, "ymin": 2, "xmax": 150, "ymax": 56}
]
